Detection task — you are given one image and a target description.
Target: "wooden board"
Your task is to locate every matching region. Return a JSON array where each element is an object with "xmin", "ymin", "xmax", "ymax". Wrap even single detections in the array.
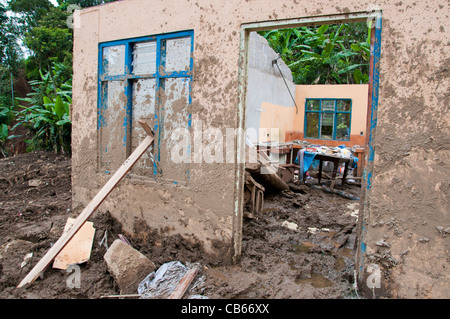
[
  {"xmin": 53, "ymin": 218, "xmax": 96, "ymax": 270},
  {"xmin": 17, "ymin": 121, "xmax": 154, "ymax": 288},
  {"xmin": 168, "ymin": 267, "xmax": 199, "ymax": 299}
]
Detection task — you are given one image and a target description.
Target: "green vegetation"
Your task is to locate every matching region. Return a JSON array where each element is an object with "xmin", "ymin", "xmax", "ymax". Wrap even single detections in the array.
[
  {"xmin": 259, "ymin": 22, "xmax": 371, "ymax": 85},
  {"xmin": 0, "ymin": 0, "xmax": 117, "ymax": 157},
  {"xmin": 15, "ymin": 63, "xmax": 72, "ymax": 153}
]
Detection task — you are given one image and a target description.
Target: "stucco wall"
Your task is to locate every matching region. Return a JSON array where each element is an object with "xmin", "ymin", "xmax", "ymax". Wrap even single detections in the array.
[{"xmin": 72, "ymin": 0, "xmax": 449, "ymax": 298}]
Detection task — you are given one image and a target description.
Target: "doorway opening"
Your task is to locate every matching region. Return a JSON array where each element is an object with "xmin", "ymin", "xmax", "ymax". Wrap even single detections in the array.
[{"xmin": 233, "ymin": 11, "xmax": 382, "ymax": 297}]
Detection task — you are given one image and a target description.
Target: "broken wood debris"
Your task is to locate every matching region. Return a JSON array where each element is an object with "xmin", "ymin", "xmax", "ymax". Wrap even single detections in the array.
[
  {"xmin": 138, "ymin": 261, "xmax": 206, "ymax": 299},
  {"xmin": 168, "ymin": 267, "xmax": 200, "ymax": 299},
  {"xmin": 307, "ymin": 184, "xmax": 360, "ymax": 201},
  {"xmin": 100, "ymin": 293, "xmax": 141, "ymax": 299},
  {"xmin": 244, "ymin": 172, "xmax": 264, "ymax": 216},
  {"xmin": 17, "ymin": 120, "xmax": 154, "ymax": 288},
  {"xmin": 53, "ymin": 217, "xmax": 96, "ymax": 270},
  {"xmin": 255, "ymin": 150, "xmax": 290, "ymax": 192},
  {"xmin": 104, "ymin": 239, "xmax": 156, "ymax": 294}
]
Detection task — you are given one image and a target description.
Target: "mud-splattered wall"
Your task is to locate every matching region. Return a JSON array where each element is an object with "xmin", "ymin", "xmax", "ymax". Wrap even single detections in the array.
[{"xmin": 72, "ymin": 0, "xmax": 449, "ymax": 298}]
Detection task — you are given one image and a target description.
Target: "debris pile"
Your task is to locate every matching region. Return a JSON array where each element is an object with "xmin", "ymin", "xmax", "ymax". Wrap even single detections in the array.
[
  {"xmin": 104, "ymin": 239, "xmax": 156, "ymax": 295},
  {"xmin": 100, "ymin": 241, "xmax": 205, "ymax": 299}
]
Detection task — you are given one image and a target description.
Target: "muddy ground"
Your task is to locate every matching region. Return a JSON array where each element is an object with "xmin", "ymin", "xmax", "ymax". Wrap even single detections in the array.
[{"xmin": 0, "ymin": 151, "xmax": 361, "ymax": 299}]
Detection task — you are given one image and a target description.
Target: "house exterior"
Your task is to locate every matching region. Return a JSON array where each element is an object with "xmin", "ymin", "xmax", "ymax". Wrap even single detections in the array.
[{"xmin": 72, "ymin": 0, "xmax": 449, "ymax": 298}]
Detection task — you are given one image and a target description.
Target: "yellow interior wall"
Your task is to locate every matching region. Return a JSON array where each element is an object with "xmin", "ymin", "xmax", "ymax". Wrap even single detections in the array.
[
  {"xmin": 259, "ymin": 102, "xmax": 296, "ymax": 143},
  {"xmin": 258, "ymin": 85, "xmax": 369, "ymax": 143}
]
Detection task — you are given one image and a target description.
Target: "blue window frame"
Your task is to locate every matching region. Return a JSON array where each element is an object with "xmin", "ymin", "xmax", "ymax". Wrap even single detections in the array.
[
  {"xmin": 98, "ymin": 30, "xmax": 194, "ymax": 179},
  {"xmin": 304, "ymin": 98, "xmax": 352, "ymax": 141}
]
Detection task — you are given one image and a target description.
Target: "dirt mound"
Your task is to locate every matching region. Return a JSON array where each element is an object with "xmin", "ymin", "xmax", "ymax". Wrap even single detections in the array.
[{"xmin": 0, "ymin": 152, "xmax": 120, "ymax": 298}]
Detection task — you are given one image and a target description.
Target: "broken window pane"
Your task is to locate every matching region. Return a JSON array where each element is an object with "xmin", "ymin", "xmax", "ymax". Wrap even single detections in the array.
[
  {"xmin": 102, "ymin": 45, "xmax": 126, "ymax": 76},
  {"xmin": 335, "ymin": 113, "xmax": 351, "ymax": 140},
  {"xmin": 306, "ymin": 113, "xmax": 319, "ymax": 138},
  {"xmin": 132, "ymin": 41, "xmax": 157, "ymax": 75},
  {"xmin": 165, "ymin": 37, "xmax": 192, "ymax": 73},
  {"xmin": 320, "ymin": 113, "xmax": 334, "ymax": 139}
]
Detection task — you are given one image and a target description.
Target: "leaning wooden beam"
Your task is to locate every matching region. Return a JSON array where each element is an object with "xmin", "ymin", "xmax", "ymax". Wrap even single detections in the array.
[
  {"xmin": 168, "ymin": 267, "xmax": 200, "ymax": 299},
  {"xmin": 17, "ymin": 121, "xmax": 154, "ymax": 288}
]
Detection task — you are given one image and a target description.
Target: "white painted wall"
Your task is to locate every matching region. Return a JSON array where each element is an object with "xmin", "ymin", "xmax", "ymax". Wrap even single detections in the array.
[{"xmin": 245, "ymin": 32, "xmax": 296, "ymax": 143}]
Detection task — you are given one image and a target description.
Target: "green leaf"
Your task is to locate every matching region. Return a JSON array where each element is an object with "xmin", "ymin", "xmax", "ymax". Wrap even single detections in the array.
[
  {"xmin": 64, "ymin": 102, "xmax": 70, "ymax": 115},
  {"xmin": 323, "ymin": 42, "xmax": 334, "ymax": 57},
  {"xmin": 56, "ymin": 119, "xmax": 70, "ymax": 126},
  {"xmin": 335, "ymin": 24, "xmax": 346, "ymax": 39},
  {"xmin": 0, "ymin": 124, "xmax": 8, "ymax": 140},
  {"xmin": 317, "ymin": 24, "xmax": 329, "ymax": 36},
  {"xmin": 351, "ymin": 43, "xmax": 362, "ymax": 52},
  {"xmin": 54, "ymin": 95, "xmax": 65, "ymax": 119},
  {"xmin": 43, "ymin": 95, "xmax": 53, "ymax": 111},
  {"xmin": 337, "ymin": 63, "xmax": 367, "ymax": 74},
  {"xmin": 353, "ymin": 69, "xmax": 363, "ymax": 84}
]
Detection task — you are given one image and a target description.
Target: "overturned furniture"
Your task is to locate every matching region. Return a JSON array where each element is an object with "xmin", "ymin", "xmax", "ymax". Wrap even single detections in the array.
[
  {"xmin": 244, "ymin": 172, "xmax": 265, "ymax": 215},
  {"xmin": 244, "ymin": 146, "xmax": 291, "ymax": 216}
]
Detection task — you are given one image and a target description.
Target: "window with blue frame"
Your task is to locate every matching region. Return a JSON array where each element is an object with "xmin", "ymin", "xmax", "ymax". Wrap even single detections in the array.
[
  {"xmin": 304, "ymin": 98, "xmax": 352, "ymax": 141},
  {"xmin": 98, "ymin": 30, "xmax": 193, "ymax": 181}
]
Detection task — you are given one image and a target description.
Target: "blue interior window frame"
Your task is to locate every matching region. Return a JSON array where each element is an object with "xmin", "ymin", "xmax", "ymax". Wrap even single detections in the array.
[
  {"xmin": 304, "ymin": 98, "xmax": 352, "ymax": 141},
  {"xmin": 97, "ymin": 30, "xmax": 194, "ymax": 176}
]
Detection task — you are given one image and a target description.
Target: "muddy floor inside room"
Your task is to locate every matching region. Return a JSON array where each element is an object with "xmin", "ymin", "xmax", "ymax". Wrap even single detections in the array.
[{"xmin": 0, "ymin": 151, "xmax": 360, "ymax": 299}]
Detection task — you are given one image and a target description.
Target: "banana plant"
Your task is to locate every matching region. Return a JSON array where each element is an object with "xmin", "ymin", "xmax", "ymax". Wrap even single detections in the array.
[
  {"xmin": 14, "ymin": 62, "xmax": 72, "ymax": 153},
  {"xmin": 259, "ymin": 22, "xmax": 370, "ymax": 85},
  {"xmin": 0, "ymin": 123, "xmax": 20, "ymax": 157}
]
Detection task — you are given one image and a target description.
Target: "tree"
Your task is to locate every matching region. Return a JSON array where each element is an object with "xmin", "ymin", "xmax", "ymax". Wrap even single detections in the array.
[
  {"xmin": 7, "ymin": 0, "xmax": 52, "ymax": 33},
  {"xmin": 24, "ymin": 13, "xmax": 73, "ymax": 76},
  {"xmin": 1, "ymin": 3, "xmax": 23, "ymax": 72},
  {"xmin": 1, "ymin": 0, "xmax": 118, "ymax": 156},
  {"xmin": 1, "ymin": 2, "xmax": 23, "ymax": 125},
  {"xmin": 57, "ymin": 0, "xmax": 118, "ymax": 8}
]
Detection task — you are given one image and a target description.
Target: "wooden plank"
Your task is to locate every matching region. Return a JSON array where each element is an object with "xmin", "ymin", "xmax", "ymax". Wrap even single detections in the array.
[
  {"xmin": 137, "ymin": 119, "xmax": 154, "ymax": 137},
  {"xmin": 17, "ymin": 121, "xmax": 154, "ymax": 288},
  {"xmin": 100, "ymin": 294, "xmax": 141, "ymax": 299},
  {"xmin": 53, "ymin": 218, "xmax": 96, "ymax": 270},
  {"xmin": 168, "ymin": 267, "xmax": 199, "ymax": 299}
]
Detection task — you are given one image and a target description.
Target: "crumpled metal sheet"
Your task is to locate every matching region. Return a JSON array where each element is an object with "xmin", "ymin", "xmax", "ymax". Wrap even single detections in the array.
[{"xmin": 138, "ymin": 261, "xmax": 208, "ymax": 299}]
